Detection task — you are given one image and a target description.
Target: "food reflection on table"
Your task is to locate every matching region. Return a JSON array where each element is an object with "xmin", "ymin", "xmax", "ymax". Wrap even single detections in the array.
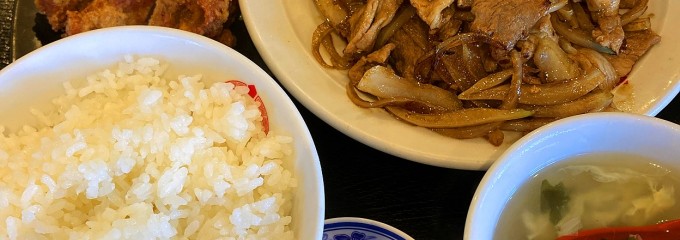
[
  {"xmin": 311, "ymin": 0, "xmax": 659, "ymax": 146},
  {"xmin": 33, "ymin": 0, "xmax": 239, "ymax": 46}
]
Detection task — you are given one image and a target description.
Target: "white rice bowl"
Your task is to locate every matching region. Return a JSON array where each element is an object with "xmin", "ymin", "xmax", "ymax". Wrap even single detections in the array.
[{"xmin": 0, "ymin": 27, "xmax": 324, "ymax": 239}]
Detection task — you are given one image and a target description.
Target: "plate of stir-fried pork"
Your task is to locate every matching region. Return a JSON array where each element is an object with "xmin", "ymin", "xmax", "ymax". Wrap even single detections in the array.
[{"xmin": 242, "ymin": 0, "xmax": 679, "ymax": 169}]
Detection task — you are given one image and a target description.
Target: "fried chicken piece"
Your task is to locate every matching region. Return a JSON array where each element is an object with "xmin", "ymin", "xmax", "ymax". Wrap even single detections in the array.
[
  {"xmin": 216, "ymin": 29, "xmax": 237, "ymax": 47},
  {"xmin": 64, "ymin": 0, "xmax": 155, "ymax": 36},
  {"xmin": 35, "ymin": 0, "xmax": 91, "ymax": 31},
  {"xmin": 457, "ymin": 0, "xmax": 472, "ymax": 8},
  {"xmin": 216, "ymin": 0, "xmax": 239, "ymax": 47},
  {"xmin": 149, "ymin": 0, "xmax": 231, "ymax": 38},
  {"xmin": 38, "ymin": 0, "xmax": 238, "ymax": 46}
]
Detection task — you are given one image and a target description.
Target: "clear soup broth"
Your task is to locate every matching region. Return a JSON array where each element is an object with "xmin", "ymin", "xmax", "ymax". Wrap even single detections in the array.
[{"xmin": 493, "ymin": 152, "xmax": 680, "ymax": 240}]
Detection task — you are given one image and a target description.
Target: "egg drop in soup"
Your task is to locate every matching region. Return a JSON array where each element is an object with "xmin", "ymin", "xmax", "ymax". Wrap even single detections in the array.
[{"xmin": 493, "ymin": 152, "xmax": 680, "ymax": 240}]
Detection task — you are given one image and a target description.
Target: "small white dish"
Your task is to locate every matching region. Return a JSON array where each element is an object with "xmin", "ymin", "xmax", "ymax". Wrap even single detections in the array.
[
  {"xmin": 240, "ymin": 0, "xmax": 680, "ymax": 169},
  {"xmin": 464, "ymin": 112, "xmax": 680, "ymax": 240},
  {"xmin": 323, "ymin": 217, "xmax": 414, "ymax": 240}
]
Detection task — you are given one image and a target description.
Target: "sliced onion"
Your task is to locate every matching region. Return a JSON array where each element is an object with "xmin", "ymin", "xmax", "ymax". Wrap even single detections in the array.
[
  {"xmin": 623, "ymin": 16, "xmax": 651, "ymax": 32},
  {"xmin": 533, "ymin": 35, "xmax": 581, "ymax": 83},
  {"xmin": 621, "ymin": 0, "xmax": 649, "ymax": 26},
  {"xmin": 375, "ymin": 5, "xmax": 416, "ymax": 49},
  {"xmin": 434, "ymin": 123, "xmax": 506, "ymax": 146},
  {"xmin": 519, "ymin": 68, "xmax": 605, "ymax": 105},
  {"xmin": 436, "ymin": 33, "xmax": 491, "ymax": 54},
  {"xmin": 547, "ymin": 0, "xmax": 568, "ymax": 13},
  {"xmin": 551, "ymin": 13, "xmax": 615, "ymax": 54},
  {"xmin": 346, "ymin": 83, "xmax": 418, "ymax": 108},
  {"xmin": 500, "ymin": 118, "xmax": 558, "ymax": 132},
  {"xmin": 576, "ymin": 49, "xmax": 617, "ymax": 91},
  {"xmin": 386, "ymin": 107, "xmax": 534, "ymax": 128},
  {"xmin": 500, "ymin": 51, "xmax": 524, "ymax": 110},
  {"xmin": 432, "ymin": 123, "xmax": 502, "ymax": 139},
  {"xmin": 312, "ymin": 21, "xmax": 353, "ymax": 69},
  {"xmin": 348, "ymin": 43, "xmax": 395, "ymax": 83},
  {"xmin": 314, "ymin": 0, "xmax": 349, "ymax": 28},
  {"xmin": 558, "ymin": 38, "xmax": 578, "ymax": 54},
  {"xmin": 522, "ymin": 90, "xmax": 613, "ymax": 118},
  {"xmin": 415, "ymin": 33, "xmax": 491, "ymax": 82},
  {"xmin": 556, "ymin": 1, "xmax": 579, "ymax": 28},
  {"xmin": 571, "ymin": 1, "xmax": 595, "ymax": 31},
  {"xmin": 459, "ymin": 69, "xmax": 513, "ymax": 98},
  {"xmin": 461, "ymin": 67, "xmax": 606, "ymax": 105},
  {"xmin": 356, "ymin": 66, "xmax": 463, "ymax": 111},
  {"xmin": 458, "ymin": 85, "xmax": 509, "ymax": 101},
  {"xmin": 312, "ymin": 22, "xmax": 340, "ymax": 68},
  {"xmin": 322, "ymin": 35, "xmax": 353, "ymax": 69}
]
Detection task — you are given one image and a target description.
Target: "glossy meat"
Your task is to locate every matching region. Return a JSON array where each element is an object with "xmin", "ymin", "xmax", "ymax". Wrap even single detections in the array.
[
  {"xmin": 471, "ymin": 0, "xmax": 551, "ymax": 50},
  {"xmin": 409, "ymin": 0, "xmax": 455, "ymax": 29},
  {"xmin": 586, "ymin": 0, "xmax": 624, "ymax": 53},
  {"xmin": 388, "ymin": 19, "xmax": 431, "ymax": 80},
  {"xmin": 345, "ymin": 0, "xmax": 403, "ymax": 54},
  {"xmin": 605, "ymin": 29, "xmax": 661, "ymax": 78}
]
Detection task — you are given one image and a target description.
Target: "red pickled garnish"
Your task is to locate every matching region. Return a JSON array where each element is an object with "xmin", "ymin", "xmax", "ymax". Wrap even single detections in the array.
[
  {"xmin": 556, "ymin": 218, "xmax": 680, "ymax": 240},
  {"xmin": 225, "ymin": 80, "xmax": 269, "ymax": 134}
]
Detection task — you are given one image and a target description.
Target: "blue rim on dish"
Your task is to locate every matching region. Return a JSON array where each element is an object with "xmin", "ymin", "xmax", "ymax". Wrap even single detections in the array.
[{"xmin": 323, "ymin": 217, "xmax": 414, "ymax": 240}]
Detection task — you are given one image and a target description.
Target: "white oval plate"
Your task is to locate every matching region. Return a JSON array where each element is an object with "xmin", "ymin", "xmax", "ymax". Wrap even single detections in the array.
[{"xmin": 240, "ymin": 1, "xmax": 680, "ymax": 170}]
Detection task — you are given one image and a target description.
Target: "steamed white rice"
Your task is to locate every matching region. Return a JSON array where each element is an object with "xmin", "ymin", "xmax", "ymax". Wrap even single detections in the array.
[{"xmin": 0, "ymin": 56, "xmax": 297, "ymax": 239}]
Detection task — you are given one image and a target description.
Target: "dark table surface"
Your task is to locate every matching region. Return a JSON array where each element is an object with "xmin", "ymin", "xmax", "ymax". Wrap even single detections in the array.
[{"xmin": 3, "ymin": 1, "xmax": 680, "ymax": 239}]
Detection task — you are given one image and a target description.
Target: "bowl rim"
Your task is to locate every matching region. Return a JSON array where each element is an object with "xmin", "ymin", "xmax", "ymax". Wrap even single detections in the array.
[
  {"xmin": 0, "ymin": 25, "xmax": 326, "ymax": 238},
  {"xmin": 463, "ymin": 112, "xmax": 680, "ymax": 240},
  {"xmin": 324, "ymin": 217, "xmax": 415, "ymax": 240}
]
